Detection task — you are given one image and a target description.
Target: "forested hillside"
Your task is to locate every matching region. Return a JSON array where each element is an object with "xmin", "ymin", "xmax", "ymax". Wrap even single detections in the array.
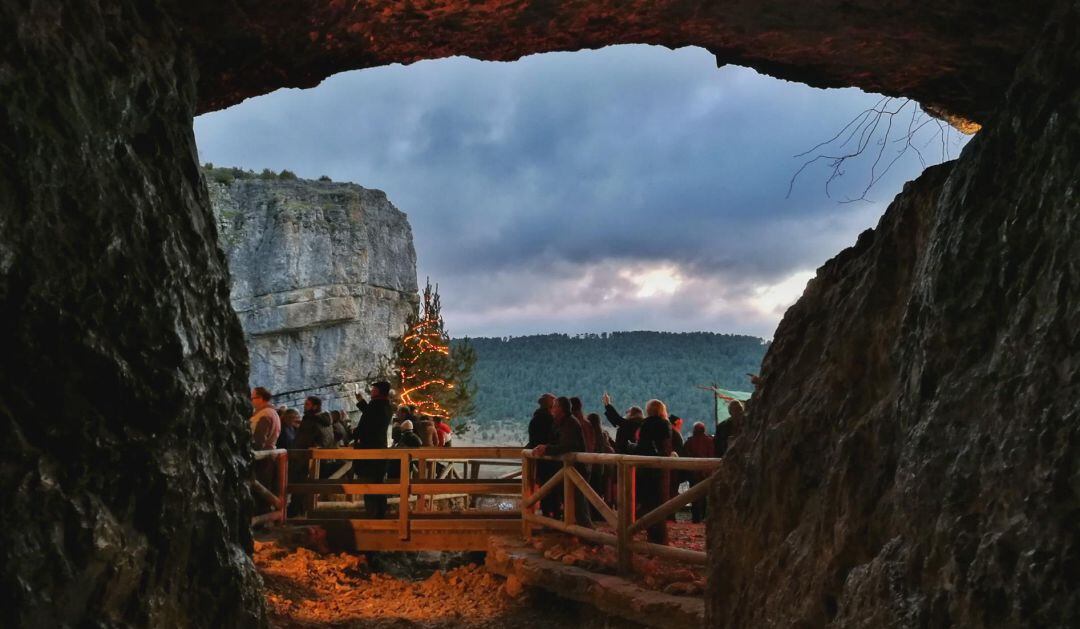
[{"xmin": 452, "ymin": 332, "xmax": 767, "ymax": 441}]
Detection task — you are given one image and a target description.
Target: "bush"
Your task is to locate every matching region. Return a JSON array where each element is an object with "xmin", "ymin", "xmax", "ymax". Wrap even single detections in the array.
[
  {"xmin": 279, "ymin": 169, "xmax": 298, "ymax": 180},
  {"xmin": 258, "ymin": 168, "xmax": 276, "ymax": 180},
  {"xmin": 318, "ymin": 175, "xmax": 332, "ymax": 182}
]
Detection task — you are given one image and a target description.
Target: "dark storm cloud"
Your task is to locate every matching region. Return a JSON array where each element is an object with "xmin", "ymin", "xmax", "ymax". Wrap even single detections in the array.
[{"xmin": 195, "ymin": 45, "xmax": 967, "ymax": 338}]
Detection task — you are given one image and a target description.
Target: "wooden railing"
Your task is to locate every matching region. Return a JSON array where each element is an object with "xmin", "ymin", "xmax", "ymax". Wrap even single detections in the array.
[
  {"xmin": 521, "ymin": 450, "xmax": 723, "ymax": 573},
  {"xmin": 286, "ymin": 447, "xmax": 523, "ymax": 547},
  {"xmin": 251, "ymin": 448, "xmax": 288, "ymax": 526}
]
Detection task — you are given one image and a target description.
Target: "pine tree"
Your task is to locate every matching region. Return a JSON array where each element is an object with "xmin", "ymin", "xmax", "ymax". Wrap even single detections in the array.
[{"xmin": 384, "ymin": 280, "xmax": 476, "ymax": 433}]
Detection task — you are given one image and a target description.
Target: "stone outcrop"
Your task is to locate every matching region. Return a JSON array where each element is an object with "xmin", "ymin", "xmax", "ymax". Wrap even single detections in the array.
[
  {"xmin": 708, "ymin": 5, "xmax": 1080, "ymax": 626},
  {"xmin": 208, "ymin": 176, "xmax": 417, "ymax": 412},
  {"xmin": 181, "ymin": 0, "xmax": 1056, "ymax": 123},
  {"xmin": 0, "ymin": 3, "xmax": 264, "ymax": 626},
  {"xmin": 1, "ymin": 0, "xmax": 1077, "ymax": 627}
]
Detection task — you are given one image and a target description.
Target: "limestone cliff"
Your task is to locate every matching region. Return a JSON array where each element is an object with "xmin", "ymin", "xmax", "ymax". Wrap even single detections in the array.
[{"xmin": 208, "ymin": 175, "xmax": 417, "ymax": 411}]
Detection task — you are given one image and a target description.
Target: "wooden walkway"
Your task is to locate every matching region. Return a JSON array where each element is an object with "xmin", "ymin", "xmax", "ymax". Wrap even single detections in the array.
[{"xmin": 254, "ymin": 446, "xmax": 724, "ymax": 567}]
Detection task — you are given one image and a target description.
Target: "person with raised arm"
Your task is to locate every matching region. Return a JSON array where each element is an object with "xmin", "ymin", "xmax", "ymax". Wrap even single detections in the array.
[
  {"xmin": 351, "ymin": 381, "xmax": 394, "ymax": 518},
  {"xmin": 601, "ymin": 391, "xmax": 645, "ymax": 454}
]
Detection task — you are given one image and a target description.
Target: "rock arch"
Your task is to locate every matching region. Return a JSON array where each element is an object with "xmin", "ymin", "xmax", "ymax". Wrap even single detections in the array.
[{"xmin": 0, "ymin": 1, "xmax": 1075, "ymax": 626}]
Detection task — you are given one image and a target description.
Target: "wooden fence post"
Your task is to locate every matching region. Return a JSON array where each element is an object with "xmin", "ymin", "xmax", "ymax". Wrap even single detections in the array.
[
  {"xmin": 563, "ymin": 459, "xmax": 575, "ymax": 527},
  {"xmin": 276, "ymin": 451, "xmax": 288, "ymax": 523},
  {"xmin": 617, "ymin": 462, "xmax": 633, "ymax": 575},
  {"xmin": 521, "ymin": 455, "xmax": 534, "ymax": 540},
  {"xmin": 399, "ymin": 452, "xmax": 410, "ymax": 540}
]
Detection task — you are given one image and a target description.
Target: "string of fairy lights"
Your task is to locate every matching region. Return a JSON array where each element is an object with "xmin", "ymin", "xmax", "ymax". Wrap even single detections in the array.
[{"xmin": 396, "ymin": 284, "xmax": 455, "ymax": 419}]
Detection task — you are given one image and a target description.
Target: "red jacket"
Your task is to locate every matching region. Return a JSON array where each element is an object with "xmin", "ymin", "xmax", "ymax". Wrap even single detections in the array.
[{"xmin": 683, "ymin": 433, "xmax": 714, "ymax": 459}]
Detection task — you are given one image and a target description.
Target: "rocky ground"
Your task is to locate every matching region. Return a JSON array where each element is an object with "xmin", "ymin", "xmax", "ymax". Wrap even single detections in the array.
[{"xmin": 255, "ymin": 539, "xmax": 646, "ymax": 628}]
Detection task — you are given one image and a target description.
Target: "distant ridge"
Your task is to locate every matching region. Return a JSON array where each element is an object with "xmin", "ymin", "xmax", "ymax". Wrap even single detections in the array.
[{"xmin": 452, "ymin": 331, "xmax": 767, "ymax": 438}]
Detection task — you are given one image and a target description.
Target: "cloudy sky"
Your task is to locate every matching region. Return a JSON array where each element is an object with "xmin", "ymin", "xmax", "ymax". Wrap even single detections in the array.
[{"xmin": 195, "ymin": 45, "xmax": 967, "ymax": 339}]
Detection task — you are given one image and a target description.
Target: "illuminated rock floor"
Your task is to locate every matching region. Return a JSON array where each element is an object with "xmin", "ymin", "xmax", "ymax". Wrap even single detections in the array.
[{"xmin": 256, "ymin": 539, "xmax": 644, "ymax": 628}]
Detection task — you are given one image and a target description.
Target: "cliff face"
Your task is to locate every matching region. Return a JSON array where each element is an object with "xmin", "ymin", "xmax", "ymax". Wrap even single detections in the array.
[
  {"xmin": 209, "ymin": 177, "xmax": 417, "ymax": 411},
  {"xmin": 708, "ymin": 5, "xmax": 1080, "ymax": 626}
]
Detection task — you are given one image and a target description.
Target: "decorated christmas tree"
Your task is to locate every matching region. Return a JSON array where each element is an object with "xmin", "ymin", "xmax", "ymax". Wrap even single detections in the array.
[{"xmin": 384, "ymin": 280, "xmax": 475, "ymax": 431}]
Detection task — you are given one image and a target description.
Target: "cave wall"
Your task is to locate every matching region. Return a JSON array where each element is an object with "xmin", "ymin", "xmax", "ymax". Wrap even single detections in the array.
[
  {"xmin": 708, "ymin": 4, "xmax": 1080, "ymax": 626},
  {"xmin": 1, "ymin": 0, "xmax": 1076, "ymax": 626},
  {"xmin": 0, "ymin": 2, "xmax": 263, "ymax": 626}
]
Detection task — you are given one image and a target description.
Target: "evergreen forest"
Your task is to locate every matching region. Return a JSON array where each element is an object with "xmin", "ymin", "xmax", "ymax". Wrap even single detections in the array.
[{"xmin": 452, "ymin": 332, "xmax": 767, "ymax": 440}]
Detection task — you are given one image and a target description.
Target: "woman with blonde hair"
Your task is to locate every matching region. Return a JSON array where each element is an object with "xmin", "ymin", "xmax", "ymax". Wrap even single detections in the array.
[{"xmin": 633, "ymin": 398, "xmax": 674, "ymax": 544}]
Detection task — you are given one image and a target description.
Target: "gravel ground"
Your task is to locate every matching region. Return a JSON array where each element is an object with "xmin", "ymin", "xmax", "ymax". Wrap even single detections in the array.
[{"xmin": 255, "ymin": 540, "xmax": 643, "ymax": 628}]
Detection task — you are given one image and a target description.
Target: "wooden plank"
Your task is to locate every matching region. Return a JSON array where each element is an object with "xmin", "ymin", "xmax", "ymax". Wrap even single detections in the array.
[
  {"xmin": 410, "ymin": 480, "xmax": 520, "ymax": 495},
  {"xmin": 289, "ymin": 482, "xmax": 401, "ymax": 495},
  {"xmin": 629, "ymin": 475, "xmax": 713, "ymax": 536},
  {"xmin": 253, "ymin": 448, "xmax": 287, "ymax": 461},
  {"xmin": 328, "ymin": 461, "xmax": 353, "ymax": 479},
  {"xmin": 252, "ymin": 510, "xmax": 283, "ymax": 526},
  {"xmin": 523, "ymin": 513, "xmax": 617, "ymax": 547},
  {"xmin": 566, "ymin": 466, "xmax": 617, "ymax": 528},
  {"xmin": 525, "ymin": 451, "xmax": 724, "ymax": 470},
  {"xmin": 303, "ymin": 447, "xmax": 524, "ymax": 461},
  {"xmin": 630, "ymin": 539, "xmax": 708, "ymax": 565},
  {"xmin": 521, "ymin": 468, "xmax": 564, "ymax": 509}
]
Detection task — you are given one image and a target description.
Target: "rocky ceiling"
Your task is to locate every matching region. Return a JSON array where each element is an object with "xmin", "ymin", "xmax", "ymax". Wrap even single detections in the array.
[{"xmin": 178, "ymin": 0, "xmax": 1055, "ymax": 123}]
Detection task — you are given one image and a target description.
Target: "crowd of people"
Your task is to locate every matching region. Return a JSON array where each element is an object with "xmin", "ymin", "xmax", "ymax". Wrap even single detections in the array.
[
  {"xmin": 528, "ymin": 392, "xmax": 744, "ymax": 543},
  {"xmin": 248, "ymin": 383, "xmax": 458, "ymax": 518},
  {"xmin": 249, "ymin": 383, "xmax": 744, "ymax": 543}
]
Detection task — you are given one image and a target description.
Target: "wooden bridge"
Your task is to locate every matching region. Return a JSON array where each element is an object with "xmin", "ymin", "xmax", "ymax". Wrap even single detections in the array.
[{"xmin": 253, "ymin": 446, "xmax": 723, "ymax": 573}]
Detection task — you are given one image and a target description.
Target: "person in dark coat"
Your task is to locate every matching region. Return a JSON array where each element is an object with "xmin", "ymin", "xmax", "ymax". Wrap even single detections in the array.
[
  {"xmin": 527, "ymin": 394, "xmax": 560, "ymax": 518},
  {"xmin": 287, "ymin": 397, "xmax": 335, "ymax": 517},
  {"xmin": 294, "ymin": 397, "xmax": 335, "ymax": 449},
  {"xmin": 601, "ymin": 392, "xmax": 644, "ymax": 454},
  {"xmin": 276, "ymin": 408, "xmax": 300, "ymax": 450},
  {"xmin": 683, "ymin": 422, "xmax": 715, "ymax": 523},
  {"xmin": 532, "ymin": 396, "xmax": 591, "ymax": 528},
  {"xmin": 631, "ymin": 399, "xmax": 674, "ymax": 544},
  {"xmin": 351, "ymin": 381, "xmax": 394, "ymax": 518},
  {"xmin": 393, "ymin": 419, "xmax": 423, "ymax": 448},
  {"xmin": 713, "ymin": 400, "xmax": 745, "ymax": 457}
]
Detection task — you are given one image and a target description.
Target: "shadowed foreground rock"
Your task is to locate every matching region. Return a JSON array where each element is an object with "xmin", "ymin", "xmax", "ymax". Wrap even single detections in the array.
[
  {"xmin": 710, "ymin": 5, "xmax": 1080, "ymax": 626},
  {"xmin": 0, "ymin": 3, "xmax": 264, "ymax": 626}
]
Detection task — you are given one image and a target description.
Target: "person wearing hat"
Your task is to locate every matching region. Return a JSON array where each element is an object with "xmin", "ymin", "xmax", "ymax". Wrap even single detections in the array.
[
  {"xmin": 394, "ymin": 419, "xmax": 423, "ymax": 448},
  {"xmin": 351, "ymin": 381, "xmax": 394, "ymax": 518}
]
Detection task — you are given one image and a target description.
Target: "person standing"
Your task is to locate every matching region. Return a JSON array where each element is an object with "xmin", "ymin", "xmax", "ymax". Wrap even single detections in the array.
[
  {"xmin": 532, "ymin": 397, "xmax": 591, "ymax": 528},
  {"xmin": 294, "ymin": 396, "xmax": 335, "ymax": 449},
  {"xmin": 250, "ymin": 387, "xmax": 281, "ymax": 512},
  {"xmin": 351, "ymin": 381, "xmax": 394, "ymax": 518},
  {"xmin": 527, "ymin": 394, "xmax": 559, "ymax": 518},
  {"xmin": 632, "ymin": 399, "xmax": 674, "ymax": 544},
  {"xmin": 601, "ymin": 392, "xmax": 645, "ymax": 454},
  {"xmin": 668, "ymin": 415, "xmax": 686, "ymax": 513},
  {"xmin": 276, "ymin": 408, "xmax": 300, "ymax": 449},
  {"xmin": 683, "ymin": 422, "xmax": 715, "ymax": 523},
  {"xmin": 250, "ymin": 387, "xmax": 280, "ymax": 451}
]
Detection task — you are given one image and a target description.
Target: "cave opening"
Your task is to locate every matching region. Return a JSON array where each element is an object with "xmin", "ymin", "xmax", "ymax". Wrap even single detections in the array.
[
  {"xmin": 194, "ymin": 44, "xmax": 970, "ymax": 627},
  {"xmin": 5, "ymin": 2, "xmax": 1075, "ymax": 627}
]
